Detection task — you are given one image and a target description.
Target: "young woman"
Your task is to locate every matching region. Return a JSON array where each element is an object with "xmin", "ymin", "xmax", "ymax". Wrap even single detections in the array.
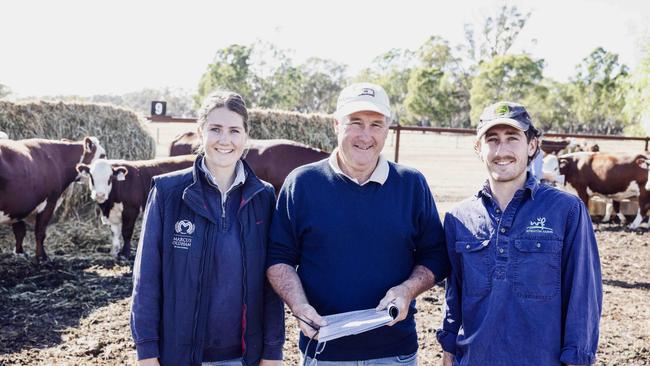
[{"xmin": 130, "ymin": 91, "xmax": 284, "ymax": 366}]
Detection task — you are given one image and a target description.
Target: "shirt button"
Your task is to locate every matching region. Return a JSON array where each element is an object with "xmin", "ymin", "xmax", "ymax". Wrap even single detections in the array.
[
  {"xmin": 498, "ymin": 248, "xmax": 504, "ymax": 253},
  {"xmin": 496, "ymin": 209, "xmax": 501, "ymax": 214},
  {"xmin": 536, "ymin": 242, "xmax": 541, "ymax": 248},
  {"xmin": 496, "ymin": 218, "xmax": 500, "ymax": 223},
  {"xmin": 500, "ymin": 228, "xmax": 506, "ymax": 233},
  {"xmin": 466, "ymin": 244, "xmax": 471, "ymax": 249}
]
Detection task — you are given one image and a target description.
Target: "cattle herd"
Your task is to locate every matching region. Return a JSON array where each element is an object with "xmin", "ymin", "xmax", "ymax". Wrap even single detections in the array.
[{"xmin": 0, "ymin": 131, "xmax": 648, "ymax": 263}]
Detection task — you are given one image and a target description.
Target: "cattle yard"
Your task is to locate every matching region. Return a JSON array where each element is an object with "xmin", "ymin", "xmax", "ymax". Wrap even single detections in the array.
[{"xmin": 1, "ymin": 126, "xmax": 649, "ymax": 365}]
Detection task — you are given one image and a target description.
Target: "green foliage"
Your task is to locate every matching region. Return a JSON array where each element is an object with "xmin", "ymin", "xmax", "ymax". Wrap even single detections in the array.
[
  {"xmin": 568, "ymin": 47, "xmax": 630, "ymax": 133},
  {"xmin": 623, "ymin": 38, "xmax": 650, "ymax": 135},
  {"xmin": 469, "ymin": 54, "xmax": 545, "ymax": 124},
  {"xmin": 196, "ymin": 44, "xmax": 254, "ymax": 107},
  {"xmin": 195, "ymin": 43, "xmax": 346, "ymax": 114}
]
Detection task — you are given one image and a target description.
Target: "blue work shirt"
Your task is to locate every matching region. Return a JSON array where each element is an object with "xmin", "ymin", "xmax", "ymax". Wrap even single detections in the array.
[{"xmin": 437, "ymin": 174, "xmax": 602, "ymax": 366}]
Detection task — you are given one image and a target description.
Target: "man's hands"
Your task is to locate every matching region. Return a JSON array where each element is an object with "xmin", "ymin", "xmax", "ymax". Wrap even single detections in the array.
[
  {"xmin": 376, "ymin": 284, "xmax": 413, "ymax": 326},
  {"xmin": 292, "ymin": 303, "xmax": 327, "ymax": 339}
]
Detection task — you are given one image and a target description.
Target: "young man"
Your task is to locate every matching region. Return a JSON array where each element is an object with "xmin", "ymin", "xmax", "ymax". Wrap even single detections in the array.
[
  {"xmin": 437, "ymin": 101, "xmax": 602, "ymax": 366},
  {"xmin": 267, "ymin": 82, "xmax": 450, "ymax": 365}
]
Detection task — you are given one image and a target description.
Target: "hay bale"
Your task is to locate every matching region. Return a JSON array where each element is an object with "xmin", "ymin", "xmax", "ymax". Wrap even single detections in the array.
[
  {"xmin": 248, "ymin": 109, "xmax": 336, "ymax": 152},
  {"xmin": 0, "ymin": 100, "xmax": 155, "ymax": 159},
  {"xmin": 0, "ymin": 101, "xmax": 156, "ymax": 221}
]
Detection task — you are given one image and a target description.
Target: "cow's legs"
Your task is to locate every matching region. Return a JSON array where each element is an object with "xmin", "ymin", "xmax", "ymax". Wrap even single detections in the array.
[
  {"xmin": 602, "ymin": 202, "xmax": 613, "ymax": 223},
  {"xmin": 119, "ymin": 207, "xmax": 138, "ymax": 258},
  {"xmin": 12, "ymin": 221, "xmax": 27, "ymax": 255},
  {"xmin": 629, "ymin": 208, "xmax": 643, "ymax": 230},
  {"xmin": 109, "ymin": 223, "xmax": 122, "ymax": 258},
  {"xmin": 575, "ymin": 186, "xmax": 590, "ymax": 207},
  {"xmin": 33, "ymin": 199, "xmax": 57, "ymax": 263},
  {"xmin": 612, "ymin": 201, "xmax": 626, "ymax": 224}
]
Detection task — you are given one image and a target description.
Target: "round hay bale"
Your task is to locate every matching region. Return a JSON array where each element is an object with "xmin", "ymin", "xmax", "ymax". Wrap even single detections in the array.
[{"xmin": 0, "ymin": 100, "xmax": 156, "ymax": 221}]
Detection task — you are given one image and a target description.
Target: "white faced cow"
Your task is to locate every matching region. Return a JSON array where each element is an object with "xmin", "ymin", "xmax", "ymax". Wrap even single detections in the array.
[
  {"xmin": 76, "ymin": 155, "xmax": 195, "ymax": 258},
  {"xmin": 547, "ymin": 152, "xmax": 650, "ymax": 229},
  {"xmin": 0, "ymin": 137, "xmax": 106, "ymax": 262}
]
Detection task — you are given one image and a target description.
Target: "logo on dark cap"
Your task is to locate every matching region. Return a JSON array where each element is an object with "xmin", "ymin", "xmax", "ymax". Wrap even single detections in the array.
[
  {"xmin": 495, "ymin": 104, "xmax": 510, "ymax": 116},
  {"xmin": 359, "ymin": 88, "xmax": 375, "ymax": 97}
]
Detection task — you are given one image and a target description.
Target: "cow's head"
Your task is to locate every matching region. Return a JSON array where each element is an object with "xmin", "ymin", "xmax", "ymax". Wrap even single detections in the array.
[
  {"xmin": 80, "ymin": 137, "xmax": 107, "ymax": 164},
  {"xmin": 76, "ymin": 160, "xmax": 128, "ymax": 203},
  {"xmin": 637, "ymin": 156, "xmax": 650, "ymax": 190}
]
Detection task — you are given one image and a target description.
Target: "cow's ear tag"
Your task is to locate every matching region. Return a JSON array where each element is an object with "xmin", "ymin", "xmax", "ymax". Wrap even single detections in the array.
[{"xmin": 117, "ymin": 172, "xmax": 126, "ymax": 181}]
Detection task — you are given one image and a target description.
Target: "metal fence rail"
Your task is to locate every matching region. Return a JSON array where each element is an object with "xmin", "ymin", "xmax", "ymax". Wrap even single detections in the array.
[{"xmin": 147, "ymin": 116, "xmax": 650, "ymax": 163}]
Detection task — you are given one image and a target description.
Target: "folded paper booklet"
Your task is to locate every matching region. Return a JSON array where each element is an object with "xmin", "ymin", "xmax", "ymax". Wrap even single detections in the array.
[{"xmin": 317, "ymin": 304, "xmax": 399, "ymax": 342}]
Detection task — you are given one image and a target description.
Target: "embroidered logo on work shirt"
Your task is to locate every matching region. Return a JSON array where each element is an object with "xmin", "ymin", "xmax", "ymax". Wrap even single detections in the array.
[
  {"xmin": 172, "ymin": 219, "xmax": 195, "ymax": 250},
  {"xmin": 526, "ymin": 217, "xmax": 553, "ymax": 234}
]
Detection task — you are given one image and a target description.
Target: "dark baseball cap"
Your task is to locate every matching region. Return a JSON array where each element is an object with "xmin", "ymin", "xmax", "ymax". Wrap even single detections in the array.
[{"xmin": 476, "ymin": 101, "xmax": 532, "ymax": 138}]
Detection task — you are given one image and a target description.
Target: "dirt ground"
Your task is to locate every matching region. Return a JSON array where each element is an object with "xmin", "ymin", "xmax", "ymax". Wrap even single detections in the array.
[{"xmin": 1, "ymin": 131, "xmax": 649, "ymax": 365}]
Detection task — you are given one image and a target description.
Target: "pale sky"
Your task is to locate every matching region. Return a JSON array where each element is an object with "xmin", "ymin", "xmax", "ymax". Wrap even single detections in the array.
[{"xmin": 1, "ymin": 0, "xmax": 648, "ymax": 98}]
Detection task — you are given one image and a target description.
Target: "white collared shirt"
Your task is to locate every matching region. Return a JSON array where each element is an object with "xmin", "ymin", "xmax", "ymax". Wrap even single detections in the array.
[
  {"xmin": 328, "ymin": 149, "xmax": 389, "ymax": 186},
  {"xmin": 200, "ymin": 158, "xmax": 247, "ymax": 204}
]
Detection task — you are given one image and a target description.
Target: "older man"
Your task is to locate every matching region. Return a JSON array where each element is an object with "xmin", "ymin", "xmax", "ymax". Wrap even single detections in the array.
[
  {"xmin": 266, "ymin": 82, "xmax": 449, "ymax": 365},
  {"xmin": 437, "ymin": 101, "xmax": 602, "ymax": 366}
]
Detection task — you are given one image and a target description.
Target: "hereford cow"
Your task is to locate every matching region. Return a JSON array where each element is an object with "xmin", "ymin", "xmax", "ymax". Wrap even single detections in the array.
[
  {"xmin": 169, "ymin": 131, "xmax": 199, "ymax": 156},
  {"xmin": 169, "ymin": 133, "xmax": 330, "ymax": 193},
  {"xmin": 551, "ymin": 152, "xmax": 650, "ymax": 229},
  {"xmin": 243, "ymin": 139, "xmax": 330, "ymax": 193},
  {"xmin": 76, "ymin": 155, "xmax": 195, "ymax": 258},
  {"xmin": 0, "ymin": 137, "xmax": 106, "ymax": 262}
]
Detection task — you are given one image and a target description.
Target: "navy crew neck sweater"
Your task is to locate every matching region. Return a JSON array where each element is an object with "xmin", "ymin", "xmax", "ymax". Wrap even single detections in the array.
[{"xmin": 268, "ymin": 159, "xmax": 449, "ymax": 361}]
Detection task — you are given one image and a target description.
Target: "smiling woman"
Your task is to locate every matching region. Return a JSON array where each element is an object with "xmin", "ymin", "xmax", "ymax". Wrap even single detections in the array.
[{"xmin": 130, "ymin": 90, "xmax": 284, "ymax": 366}]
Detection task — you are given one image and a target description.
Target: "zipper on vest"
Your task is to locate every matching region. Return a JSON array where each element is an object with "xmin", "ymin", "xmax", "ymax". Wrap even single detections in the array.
[
  {"xmin": 190, "ymin": 223, "xmax": 212, "ymax": 364},
  {"xmin": 237, "ymin": 186, "xmax": 264, "ymax": 365}
]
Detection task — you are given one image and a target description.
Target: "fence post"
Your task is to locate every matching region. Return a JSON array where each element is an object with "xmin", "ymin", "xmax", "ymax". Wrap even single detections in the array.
[
  {"xmin": 394, "ymin": 124, "xmax": 401, "ymax": 163},
  {"xmin": 645, "ymin": 137, "xmax": 649, "ymax": 151}
]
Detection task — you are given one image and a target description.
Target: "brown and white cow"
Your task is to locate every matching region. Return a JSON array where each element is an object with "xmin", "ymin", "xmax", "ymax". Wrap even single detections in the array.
[
  {"xmin": 550, "ymin": 152, "xmax": 650, "ymax": 229},
  {"xmin": 0, "ymin": 137, "xmax": 106, "ymax": 262},
  {"xmin": 169, "ymin": 131, "xmax": 200, "ymax": 156},
  {"xmin": 76, "ymin": 155, "xmax": 195, "ymax": 258},
  {"xmin": 169, "ymin": 133, "xmax": 330, "ymax": 193},
  {"xmin": 243, "ymin": 139, "xmax": 330, "ymax": 193}
]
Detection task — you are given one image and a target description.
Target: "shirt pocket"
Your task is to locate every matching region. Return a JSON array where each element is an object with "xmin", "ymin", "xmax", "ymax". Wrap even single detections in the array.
[
  {"xmin": 513, "ymin": 239, "xmax": 562, "ymax": 300},
  {"xmin": 455, "ymin": 240, "xmax": 491, "ymax": 297}
]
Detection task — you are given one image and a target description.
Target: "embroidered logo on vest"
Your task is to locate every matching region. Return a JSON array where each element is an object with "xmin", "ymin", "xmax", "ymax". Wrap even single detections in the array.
[{"xmin": 172, "ymin": 219, "xmax": 195, "ymax": 250}]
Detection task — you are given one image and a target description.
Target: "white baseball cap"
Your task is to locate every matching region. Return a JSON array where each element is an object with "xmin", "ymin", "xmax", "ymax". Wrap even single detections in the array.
[{"xmin": 334, "ymin": 82, "xmax": 391, "ymax": 120}]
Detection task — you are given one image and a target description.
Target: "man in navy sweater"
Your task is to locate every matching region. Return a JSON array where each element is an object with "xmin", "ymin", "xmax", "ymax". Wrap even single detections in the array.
[{"xmin": 267, "ymin": 82, "xmax": 450, "ymax": 365}]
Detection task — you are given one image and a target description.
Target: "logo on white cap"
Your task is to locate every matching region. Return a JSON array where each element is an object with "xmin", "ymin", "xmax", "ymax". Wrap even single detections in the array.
[
  {"xmin": 360, "ymin": 88, "xmax": 375, "ymax": 97},
  {"xmin": 334, "ymin": 82, "xmax": 391, "ymax": 119}
]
